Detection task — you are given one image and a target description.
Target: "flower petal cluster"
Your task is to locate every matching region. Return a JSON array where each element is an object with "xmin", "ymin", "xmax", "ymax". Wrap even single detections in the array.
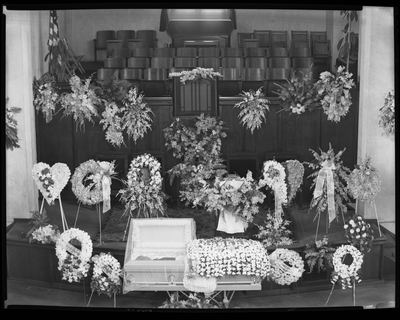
[
  {"xmin": 90, "ymin": 252, "xmax": 122, "ymax": 297},
  {"xmin": 378, "ymin": 90, "xmax": 395, "ymax": 136},
  {"xmin": 331, "ymin": 244, "xmax": 363, "ymax": 289},
  {"xmin": 169, "ymin": 67, "xmax": 222, "ymax": 84},
  {"xmin": 33, "ymin": 73, "xmax": 59, "ymax": 123},
  {"xmin": 117, "ymin": 153, "xmax": 167, "ymax": 218},
  {"xmin": 269, "ymin": 248, "xmax": 305, "ymax": 285},
  {"xmin": 186, "ymin": 237, "xmax": 271, "ymax": 280},
  {"xmin": 59, "ymin": 74, "xmax": 101, "ymax": 132},
  {"xmin": 343, "ymin": 214, "xmax": 374, "ymax": 253},
  {"xmin": 55, "ymin": 228, "xmax": 93, "ymax": 283},
  {"xmin": 348, "ymin": 155, "xmax": 381, "ymax": 205},
  {"xmin": 71, "ymin": 159, "xmax": 116, "ymax": 205},
  {"xmin": 234, "ymin": 88, "xmax": 270, "ymax": 134}
]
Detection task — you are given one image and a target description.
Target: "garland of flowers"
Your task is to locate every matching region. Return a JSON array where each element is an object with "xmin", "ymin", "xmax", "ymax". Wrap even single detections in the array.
[
  {"xmin": 348, "ymin": 155, "xmax": 381, "ymax": 206},
  {"xmin": 344, "ymin": 214, "xmax": 374, "ymax": 253},
  {"xmin": 255, "ymin": 209, "xmax": 293, "ymax": 248},
  {"xmin": 200, "ymin": 172, "xmax": 266, "ymax": 229},
  {"xmin": 304, "ymin": 143, "xmax": 352, "ymax": 225},
  {"xmin": 315, "ymin": 66, "xmax": 355, "ymax": 123},
  {"xmin": 186, "ymin": 237, "xmax": 271, "ymax": 280},
  {"xmin": 55, "ymin": 228, "xmax": 93, "ymax": 283},
  {"xmin": 90, "ymin": 252, "xmax": 122, "ymax": 298},
  {"xmin": 5, "ymin": 97, "xmax": 21, "ymax": 151},
  {"xmin": 233, "ymin": 88, "xmax": 270, "ymax": 134},
  {"xmin": 331, "ymin": 244, "xmax": 363, "ymax": 289},
  {"xmin": 268, "ymin": 248, "xmax": 305, "ymax": 286},
  {"xmin": 283, "ymin": 159, "xmax": 304, "ymax": 205},
  {"xmin": 378, "ymin": 90, "xmax": 395, "ymax": 136},
  {"xmin": 118, "ymin": 153, "xmax": 167, "ymax": 218},
  {"xmin": 59, "ymin": 74, "xmax": 101, "ymax": 132},
  {"xmin": 71, "ymin": 160, "xmax": 116, "ymax": 206},
  {"xmin": 275, "ymin": 67, "xmax": 321, "ymax": 115},
  {"xmin": 169, "ymin": 67, "xmax": 222, "ymax": 84},
  {"xmin": 33, "ymin": 72, "xmax": 60, "ymax": 123},
  {"xmin": 304, "ymin": 235, "xmax": 336, "ymax": 273},
  {"xmin": 259, "ymin": 160, "xmax": 288, "ymax": 225}
]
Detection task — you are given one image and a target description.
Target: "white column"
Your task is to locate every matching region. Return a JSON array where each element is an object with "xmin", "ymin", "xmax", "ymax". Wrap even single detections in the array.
[{"xmin": 357, "ymin": 7, "xmax": 395, "ymax": 233}]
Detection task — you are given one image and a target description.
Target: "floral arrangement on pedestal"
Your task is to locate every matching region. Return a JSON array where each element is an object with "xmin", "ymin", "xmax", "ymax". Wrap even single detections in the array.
[
  {"xmin": 59, "ymin": 74, "xmax": 101, "ymax": 132},
  {"xmin": 343, "ymin": 214, "xmax": 374, "ymax": 253},
  {"xmin": 5, "ymin": 97, "xmax": 21, "ymax": 151},
  {"xmin": 118, "ymin": 153, "xmax": 167, "ymax": 219},
  {"xmin": 169, "ymin": 67, "xmax": 222, "ymax": 84},
  {"xmin": 268, "ymin": 248, "xmax": 305, "ymax": 286},
  {"xmin": 283, "ymin": 159, "xmax": 305, "ymax": 205},
  {"xmin": 378, "ymin": 90, "xmax": 395, "ymax": 136},
  {"xmin": 163, "ymin": 114, "xmax": 228, "ymax": 207},
  {"xmin": 304, "ymin": 143, "xmax": 352, "ymax": 229},
  {"xmin": 304, "ymin": 235, "xmax": 336, "ymax": 273},
  {"xmin": 159, "ymin": 292, "xmax": 227, "ymax": 309},
  {"xmin": 233, "ymin": 87, "xmax": 270, "ymax": 134},
  {"xmin": 199, "ymin": 172, "xmax": 266, "ymax": 229},
  {"xmin": 255, "ymin": 210, "xmax": 293, "ymax": 248},
  {"xmin": 33, "ymin": 72, "xmax": 60, "ymax": 123},
  {"xmin": 55, "ymin": 228, "xmax": 93, "ymax": 283}
]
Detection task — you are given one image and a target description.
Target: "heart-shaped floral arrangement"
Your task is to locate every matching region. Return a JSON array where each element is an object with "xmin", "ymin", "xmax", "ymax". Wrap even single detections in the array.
[{"xmin": 32, "ymin": 162, "xmax": 71, "ymax": 205}]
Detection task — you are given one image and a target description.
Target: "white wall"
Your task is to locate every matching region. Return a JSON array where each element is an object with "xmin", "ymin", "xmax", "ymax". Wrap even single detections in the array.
[{"xmin": 357, "ymin": 7, "xmax": 395, "ymax": 234}]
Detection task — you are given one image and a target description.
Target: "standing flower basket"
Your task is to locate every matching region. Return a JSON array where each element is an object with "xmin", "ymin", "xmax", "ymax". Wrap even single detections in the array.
[
  {"xmin": 378, "ymin": 90, "xmax": 395, "ymax": 137},
  {"xmin": 233, "ymin": 87, "xmax": 270, "ymax": 134}
]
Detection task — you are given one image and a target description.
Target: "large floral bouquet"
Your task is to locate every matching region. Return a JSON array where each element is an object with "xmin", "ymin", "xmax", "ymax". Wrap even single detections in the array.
[
  {"xmin": 90, "ymin": 252, "xmax": 122, "ymax": 298},
  {"xmin": 33, "ymin": 72, "xmax": 60, "ymax": 123},
  {"xmin": 169, "ymin": 67, "xmax": 222, "ymax": 84},
  {"xmin": 59, "ymin": 74, "xmax": 101, "ymax": 132},
  {"xmin": 378, "ymin": 90, "xmax": 395, "ymax": 136},
  {"xmin": 344, "ymin": 214, "xmax": 374, "ymax": 253},
  {"xmin": 348, "ymin": 155, "xmax": 381, "ymax": 206},
  {"xmin": 283, "ymin": 159, "xmax": 304, "ymax": 205},
  {"xmin": 25, "ymin": 209, "xmax": 60, "ymax": 244},
  {"xmin": 233, "ymin": 88, "xmax": 270, "ymax": 134},
  {"xmin": 186, "ymin": 237, "xmax": 271, "ymax": 279},
  {"xmin": 315, "ymin": 66, "xmax": 355, "ymax": 122},
  {"xmin": 304, "ymin": 235, "xmax": 336, "ymax": 273},
  {"xmin": 200, "ymin": 172, "xmax": 266, "ymax": 228},
  {"xmin": 5, "ymin": 97, "xmax": 21, "ymax": 151},
  {"xmin": 118, "ymin": 153, "xmax": 167, "ymax": 218},
  {"xmin": 255, "ymin": 210, "xmax": 293, "ymax": 248},
  {"xmin": 304, "ymin": 143, "xmax": 352, "ymax": 223},
  {"xmin": 275, "ymin": 67, "xmax": 321, "ymax": 115}
]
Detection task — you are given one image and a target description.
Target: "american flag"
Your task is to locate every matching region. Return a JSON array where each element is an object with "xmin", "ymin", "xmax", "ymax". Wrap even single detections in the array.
[{"xmin": 47, "ymin": 10, "xmax": 60, "ymax": 60}]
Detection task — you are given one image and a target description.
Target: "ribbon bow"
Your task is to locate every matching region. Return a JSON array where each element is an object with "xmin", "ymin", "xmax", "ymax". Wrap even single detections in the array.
[
  {"xmin": 313, "ymin": 160, "xmax": 336, "ymax": 226},
  {"xmin": 96, "ymin": 163, "xmax": 113, "ymax": 213}
]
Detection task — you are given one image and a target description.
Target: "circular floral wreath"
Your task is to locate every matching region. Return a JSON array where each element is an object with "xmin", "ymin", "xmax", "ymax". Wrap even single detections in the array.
[
  {"xmin": 71, "ymin": 159, "xmax": 115, "ymax": 205},
  {"xmin": 55, "ymin": 228, "xmax": 93, "ymax": 283},
  {"xmin": 331, "ymin": 244, "xmax": 363, "ymax": 289},
  {"xmin": 269, "ymin": 248, "xmax": 305, "ymax": 286},
  {"xmin": 90, "ymin": 252, "xmax": 122, "ymax": 297}
]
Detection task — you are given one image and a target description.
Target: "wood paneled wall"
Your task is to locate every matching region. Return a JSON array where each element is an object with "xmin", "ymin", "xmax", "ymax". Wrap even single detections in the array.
[{"xmin": 36, "ymin": 89, "xmax": 359, "ymax": 205}]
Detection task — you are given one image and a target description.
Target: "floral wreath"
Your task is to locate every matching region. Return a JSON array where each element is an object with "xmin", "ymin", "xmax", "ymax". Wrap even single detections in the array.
[
  {"xmin": 233, "ymin": 87, "xmax": 270, "ymax": 134},
  {"xmin": 331, "ymin": 244, "xmax": 363, "ymax": 289},
  {"xmin": 259, "ymin": 160, "xmax": 288, "ymax": 224},
  {"xmin": 378, "ymin": 90, "xmax": 395, "ymax": 136},
  {"xmin": 269, "ymin": 248, "xmax": 305, "ymax": 286},
  {"xmin": 118, "ymin": 153, "xmax": 166, "ymax": 218},
  {"xmin": 71, "ymin": 160, "xmax": 116, "ymax": 208},
  {"xmin": 90, "ymin": 252, "xmax": 122, "ymax": 297},
  {"xmin": 169, "ymin": 67, "xmax": 222, "ymax": 84},
  {"xmin": 283, "ymin": 159, "xmax": 304, "ymax": 205},
  {"xmin": 55, "ymin": 228, "xmax": 93, "ymax": 283}
]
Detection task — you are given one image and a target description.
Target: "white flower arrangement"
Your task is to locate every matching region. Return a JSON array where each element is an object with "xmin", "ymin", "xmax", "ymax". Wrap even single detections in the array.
[
  {"xmin": 169, "ymin": 67, "xmax": 222, "ymax": 84},
  {"xmin": 316, "ymin": 66, "xmax": 355, "ymax": 123},
  {"xmin": 331, "ymin": 244, "xmax": 363, "ymax": 289},
  {"xmin": 33, "ymin": 73, "xmax": 60, "ymax": 123},
  {"xmin": 55, "ymin": 228, "xmax": 93, "ymax": 283},
  {"xmin": 255, "ymin": 210, "xmax": 293, "ymax": 248},
  {"xmin": 71, "ymin": 160, "xmax": 116, "ymax": 206},
  {"xmin": 31, "ymin": 224, "xmax": 61, "ymax": 244},
  {"xmin": 378, "ymin": 90, "xmax": 395, "ymax": 136},
  {"xmin": 118, "ymin": 153, "xmax": 167, "ymax": 218},
  {"xmin": 283, "ymin": 159, "xmax": 304, "ymax": 205},
  {"xmin": 59, "ymin": 74, "xmax": 101, "ymax": 132},
  {"xmin": 32, "ymin": 162, "xmax": 71, "ymax": 205},
  {"xmin": 268, "ymin": 248, "xmax": 305, "ymax": 286},
  {"xmin": 186, "ymin": 237, "xmax": 271, "ymax": 280},
  {"xmin": 343, "ymin": 214, "xmax": 374, "ymax": 253},
  {"xmin": 100, "ymin": 100, "xmax": 126, "ymax": 148},
  {"xmin": 233, "ymin": 88, "xmax": 270, "ymax": 134},
  {"xmin": 90, "ymin": 252, "xmax": 122, "ymax": 297},
  {"xmin": 348, "ymin": 156, "xmax": 381, "ymax": 206}
]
